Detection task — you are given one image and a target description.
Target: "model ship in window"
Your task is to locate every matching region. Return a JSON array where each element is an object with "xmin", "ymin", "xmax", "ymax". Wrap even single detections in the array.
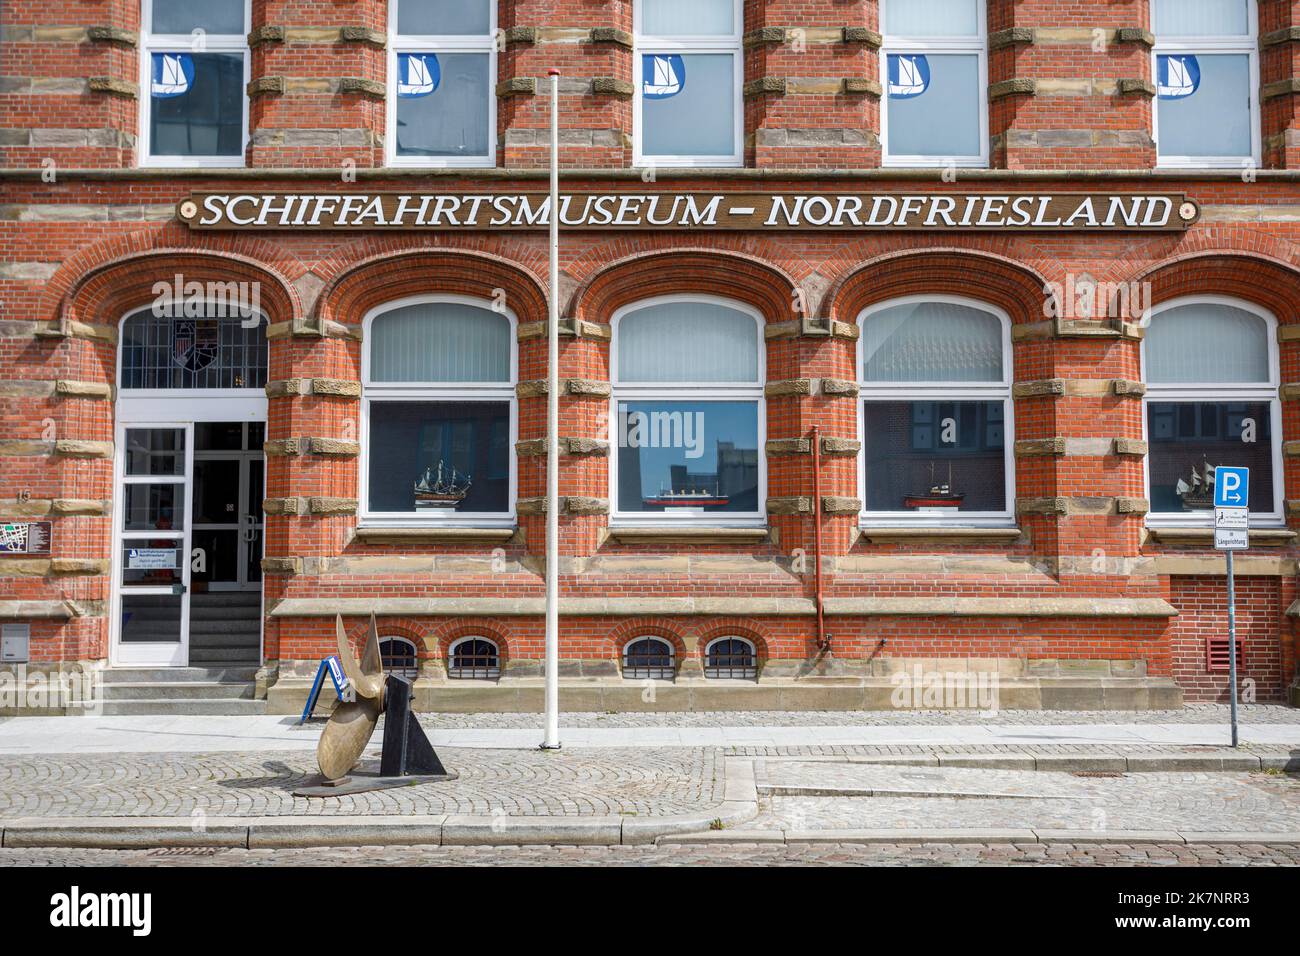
[
  {"xmin": 903, "ymin": 462, "xmax": 965, "ymax": 511},
  {"xmin": 642, "ymin": 486, "xmax": 732, "ymax": 508},
  {"xmin": 1175, "ymin": 461, "xmax": 1218, "ymax": 510},
  {"xmin": 413, "ymin": 461, "xmax": 471, "ymax": 510}
]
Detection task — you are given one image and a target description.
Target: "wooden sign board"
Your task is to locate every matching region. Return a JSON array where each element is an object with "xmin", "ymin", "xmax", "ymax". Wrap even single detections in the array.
[{"xmin": 178, "ymin": 191, "xmax": 1200, "ymax": 232}]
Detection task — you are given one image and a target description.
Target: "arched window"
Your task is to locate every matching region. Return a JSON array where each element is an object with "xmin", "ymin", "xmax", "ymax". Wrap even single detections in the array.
[
  {"xmin": 119, "ymin": 304, "xmax": 267, "ymax": 390},
  {"xmin": 448, "ymin": 636, "xmax": 500, "ymax": 680},
  {"xmin": 859, "ymin": 297, "xmax": 1012, "ymax": 524},
  {"xmin": 1144, "ymin": 297, "xmax": 1280, "ymax": 522},
  {"xmin": 622, "ymin": 636, "xmax": 675, "ymax": 680},
  {"xmin": 379, "ymin": 636, "xmax": 420, "ymax": 680},
  {"xmin": 611, "ymin": 296, "xmax": 763, "ymax": 525},
  {"xmin": 362, "ymin": 297, "xmax": 515, "ymax": 524},
  {"xmin": 704, "ymin": 636, "xmax": 757, "ymax": 680}
]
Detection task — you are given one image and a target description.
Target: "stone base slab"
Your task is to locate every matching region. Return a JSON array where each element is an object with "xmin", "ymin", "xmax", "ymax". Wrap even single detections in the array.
[{"xmin": 266, "ymin": 669, "xmax": 1183, "ymax": 714}]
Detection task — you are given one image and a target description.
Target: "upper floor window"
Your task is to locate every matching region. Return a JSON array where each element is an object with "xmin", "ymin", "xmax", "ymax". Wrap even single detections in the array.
[
  {"xmin": 119, "ymin": 305, "xmax": 267, "ymax": 390},
  {"xmin": 634, "ymin": 0, "xmax": 743, "ymax": 167},
  {"xmin": 1143, "ymin": 298, "xmax": 1279, "ymax": 523},
  {"xmin": 611, "ymin": 297, "xmax": 763, "ymax": 524},
  {"xmin": 361, "ymin": 297, "xmax": 515, "ymax": 525},
  {"xmin": 140, "ymin": 0, "xmax": 249, "ymax": 166},
  {"xmin": 388, "ymin": 0, "xmax": 496, "ymax": 167},
  {"xmin": 1152, "ymin": 0, "xmax": 1258, "ymax": 167},
  {"xmin": 880, "ymin": 0, "xmax": 988, "ymax": 166},
  {"xmin": 859, "ymin": 297, "xmax": 1012, "ymax": 525}
]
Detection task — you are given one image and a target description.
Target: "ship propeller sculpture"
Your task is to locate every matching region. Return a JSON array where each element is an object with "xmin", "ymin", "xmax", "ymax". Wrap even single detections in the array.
[{"xmin": 298, "ymin": 614, "xmax": 454, "ymax": 796}]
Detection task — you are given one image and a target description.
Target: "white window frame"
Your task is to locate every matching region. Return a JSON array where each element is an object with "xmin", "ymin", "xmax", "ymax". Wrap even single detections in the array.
[
  {"xmin": 447, "ymin": 635, "xmax": 501, "ymax": 679},
  {"xmin": 138, "ymin": 0, "xmax": 250, "ymax": 168},
  {"xmin": 1141, "ymin": 295, "xmax": 1282, "ymax": 526},
  {"xmin": 1151, "ymin": 0, "xmax": 1260, "ymax": 169},
  {"xmin": 857, "ymin": 294, "xmax": 1015, "ymax": 527},
  {"xmin": 632, "ymin": 0, "xmax": 744, "ymax": 168},
  {"xmin": 609, "ymin": 294, "xmax": 766, "ymax": 527},
  {"xmin": 359, "ymin": 294, "xmax": 517, "ymax": 527},
  {"xmin": 387, "ymin": 0, "xmax": 497, "ymax": 168},
  {"xmin": 879, "ymin": 0, "xmax": 989, "ymax": 168}
]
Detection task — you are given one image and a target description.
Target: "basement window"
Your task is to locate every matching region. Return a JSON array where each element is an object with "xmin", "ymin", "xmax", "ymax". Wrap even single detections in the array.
[
  {"xmin": 704, "ymin": 637, "xmax": 757, "ymax": 680},
  {"xmin": 448, "ymin": 637, "xmax": 501, "ymax": 680},
  {"xmin": 380, "ymin": 637, "xmax": 420, "ymax": 680},
  {"xmin": 623, "ymin": 637, "xmax": 676, "ymax": 680},
  {"xmin": 1152, "ymin": 0, "xmax": 1259, "ymax": 168},
  {"xmin": 634, "ymin": 0, "xmax": 742, "ymax": 167},
  {"xmin": 1206, "ymin": 637, "xmax": 1245, "ymax": 673},
  {"xmin": 389, "ymin": 0, "xmax": 495, "ymax": 167},
  {"xmin": 139, "ymin": 0, "xmax": 249, "ymax": 166},
  {"xmin": 880, "ymin": 0, "xmax": 988, "ymax": 167}
]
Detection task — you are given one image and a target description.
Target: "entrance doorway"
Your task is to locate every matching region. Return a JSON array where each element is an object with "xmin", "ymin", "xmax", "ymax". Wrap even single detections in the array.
[{"xmin": 111, "ymin": 420, "xmax": 265, "ymax": 667}]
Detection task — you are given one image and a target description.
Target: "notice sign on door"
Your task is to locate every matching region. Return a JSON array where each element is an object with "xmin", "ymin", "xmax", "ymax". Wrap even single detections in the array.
[{"xmin": 127, "ymin": 548, "xmax": 178, "ymax": 569}]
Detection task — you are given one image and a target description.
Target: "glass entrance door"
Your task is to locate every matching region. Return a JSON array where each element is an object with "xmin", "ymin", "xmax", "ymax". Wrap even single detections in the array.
[
  {"xmin": 191, "ymin": 422, "xmax": 265, "ymax": 592},
  {"xmin": 114, "ymin": 424, "xmax": 193, "ymax": 666}
]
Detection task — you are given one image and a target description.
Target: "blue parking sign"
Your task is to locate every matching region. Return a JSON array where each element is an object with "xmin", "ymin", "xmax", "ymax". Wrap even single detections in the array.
[{"xmin": 1214, "ymin": 466, "xmax": 1249, "ymax": 508}]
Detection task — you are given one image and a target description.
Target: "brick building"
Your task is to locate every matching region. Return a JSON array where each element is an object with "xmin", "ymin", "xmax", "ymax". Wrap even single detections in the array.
[{"xmin": 2, "ymin": 0, "xmax": 1300, "ymax": 713}]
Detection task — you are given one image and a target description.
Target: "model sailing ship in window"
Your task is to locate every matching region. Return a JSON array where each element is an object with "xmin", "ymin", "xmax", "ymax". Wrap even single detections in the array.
[
  {"xmin": 413, "ymin": 460, "xmax": 471, "ymax": 510},
  {"xmin": 1175, "ymin": 461, "xmax": 1218, "ymax": 510},
  {"xmin": 903, "ymin": 462, "xmax": 965, "ymax": 511}
]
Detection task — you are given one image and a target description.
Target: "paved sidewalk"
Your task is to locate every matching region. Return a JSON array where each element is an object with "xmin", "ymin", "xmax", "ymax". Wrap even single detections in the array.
[{"xmin": 1, "ymin": 711, "xmax": 1299, "ymax": 754}]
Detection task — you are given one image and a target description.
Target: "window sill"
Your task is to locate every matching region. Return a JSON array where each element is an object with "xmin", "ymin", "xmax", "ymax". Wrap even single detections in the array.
[
  {"xmin": 605, "ymin": 526, "xmax": 770, "ymax": 544},
  {"xmin": 1145, "ymin": 527, "xmax": 1296, "ymax": 548},
  {"xmin": 857, "ymin": 526, "xmax": 1024, "ymax": 545},
  {"xmin": 351, "ymin": 526, "xmax": 517, "ymax": 544}
]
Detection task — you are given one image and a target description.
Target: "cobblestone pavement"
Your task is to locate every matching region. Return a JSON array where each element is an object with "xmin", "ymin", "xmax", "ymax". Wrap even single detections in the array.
[
  {"xmin": 724, "ymin": 742, "xmax": 1298, "ymax": 758},
  {"xmin": 749, "ymin": 762, "xmax": 1300, "ymax": 833},
  {"xmin": 411, "ymin": 705, "xmax": 1300, "ymax": 728},
  {"xmin": 2, "ymin": 841, "xmax": 1298, "ymax": 866},
  {"xmin": 0, "ymin": 747, "xmax": 721, "ymax": 818}
]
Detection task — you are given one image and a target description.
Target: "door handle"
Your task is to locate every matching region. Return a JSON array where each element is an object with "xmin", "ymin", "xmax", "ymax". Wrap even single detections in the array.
[{"xmin": 242, "ymin": 517, "xmax": 259, "ymax": 543}]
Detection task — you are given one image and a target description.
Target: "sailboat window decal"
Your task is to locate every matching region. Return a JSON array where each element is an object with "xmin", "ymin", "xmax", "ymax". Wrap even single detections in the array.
[
  {"xmin": 642, "ymin": 54, "xmax": 685, "ymax": 99},
  {"xmin": 1157, "ymin": 54, "xmax": 1200, "ymax": 99},
  {"xmin": 151, "ymin": 53, "xmax": 195, "ymax": 98},
  {"xmin": 397, "ymin": 53, "xmax": 440, "ymax": 97},
  {"xmin": 887, "ymin": 54, "xmax": 929, "ymax": 99}
]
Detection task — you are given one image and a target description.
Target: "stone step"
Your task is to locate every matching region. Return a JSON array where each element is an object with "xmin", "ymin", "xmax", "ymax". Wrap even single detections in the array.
[
  {"xmin": 187, "ymin": 650, "xmax": 262, "ymax": 665},
  {"xmin": 186, "ymin": 605, "xmax": 263, "ymax": 621},
  {"xmin": 190, "ymin": 591, "xmax": 261, "ymax": 604},
  {"xmin": 188, "ymin": 621, "xmax": 261, "ymax": 638},
  {"xmin": 102, "ymin": 681, "xmax": 256, "ymax": 701},
  {"xmin": 103, "ymin": 666, "xmax": 259, "ymax": 683},
  {"xmin": 97, "ymin": 698, "xmax": 267, "ymax": 716}
]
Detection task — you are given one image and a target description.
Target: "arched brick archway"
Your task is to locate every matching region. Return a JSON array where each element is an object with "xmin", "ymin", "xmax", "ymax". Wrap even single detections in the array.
[
  {"xmin": 825, "ymin": 248, "xmax": 1054, "ymax": 327},
  {"xmin": 1137, "ymin": 252, "xmax": 1300, "ymax": 321},
  {"xmin": 568, "ymin": 248, "xmax": 801, "ymax": 326}
]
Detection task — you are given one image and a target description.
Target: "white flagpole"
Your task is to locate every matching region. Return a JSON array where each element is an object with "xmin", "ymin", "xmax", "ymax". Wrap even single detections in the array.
[{"xmin": 542, "ymin": 68, "xmax": 561, "ymax": 749}]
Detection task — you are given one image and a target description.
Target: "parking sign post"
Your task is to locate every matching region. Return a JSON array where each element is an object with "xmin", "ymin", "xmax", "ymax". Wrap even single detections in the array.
[{"xmin": 1213, "ymin": 466, "xmax": 1249, "ymax": 748}]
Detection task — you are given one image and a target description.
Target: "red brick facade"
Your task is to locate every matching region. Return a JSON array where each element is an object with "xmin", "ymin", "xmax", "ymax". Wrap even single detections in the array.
[{"xmin": 3, "ymin": 0, "xmax": 1300, "ymax": 708}]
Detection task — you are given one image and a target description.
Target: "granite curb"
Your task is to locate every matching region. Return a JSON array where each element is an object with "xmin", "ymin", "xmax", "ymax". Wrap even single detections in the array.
[
  {"xmin": 753, "ymin": 752, "xmax": 1299, "ymax": 772},
  {"xmin": 657, "ymin": 829, "xmax": 1300, "ymax": 846}
]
